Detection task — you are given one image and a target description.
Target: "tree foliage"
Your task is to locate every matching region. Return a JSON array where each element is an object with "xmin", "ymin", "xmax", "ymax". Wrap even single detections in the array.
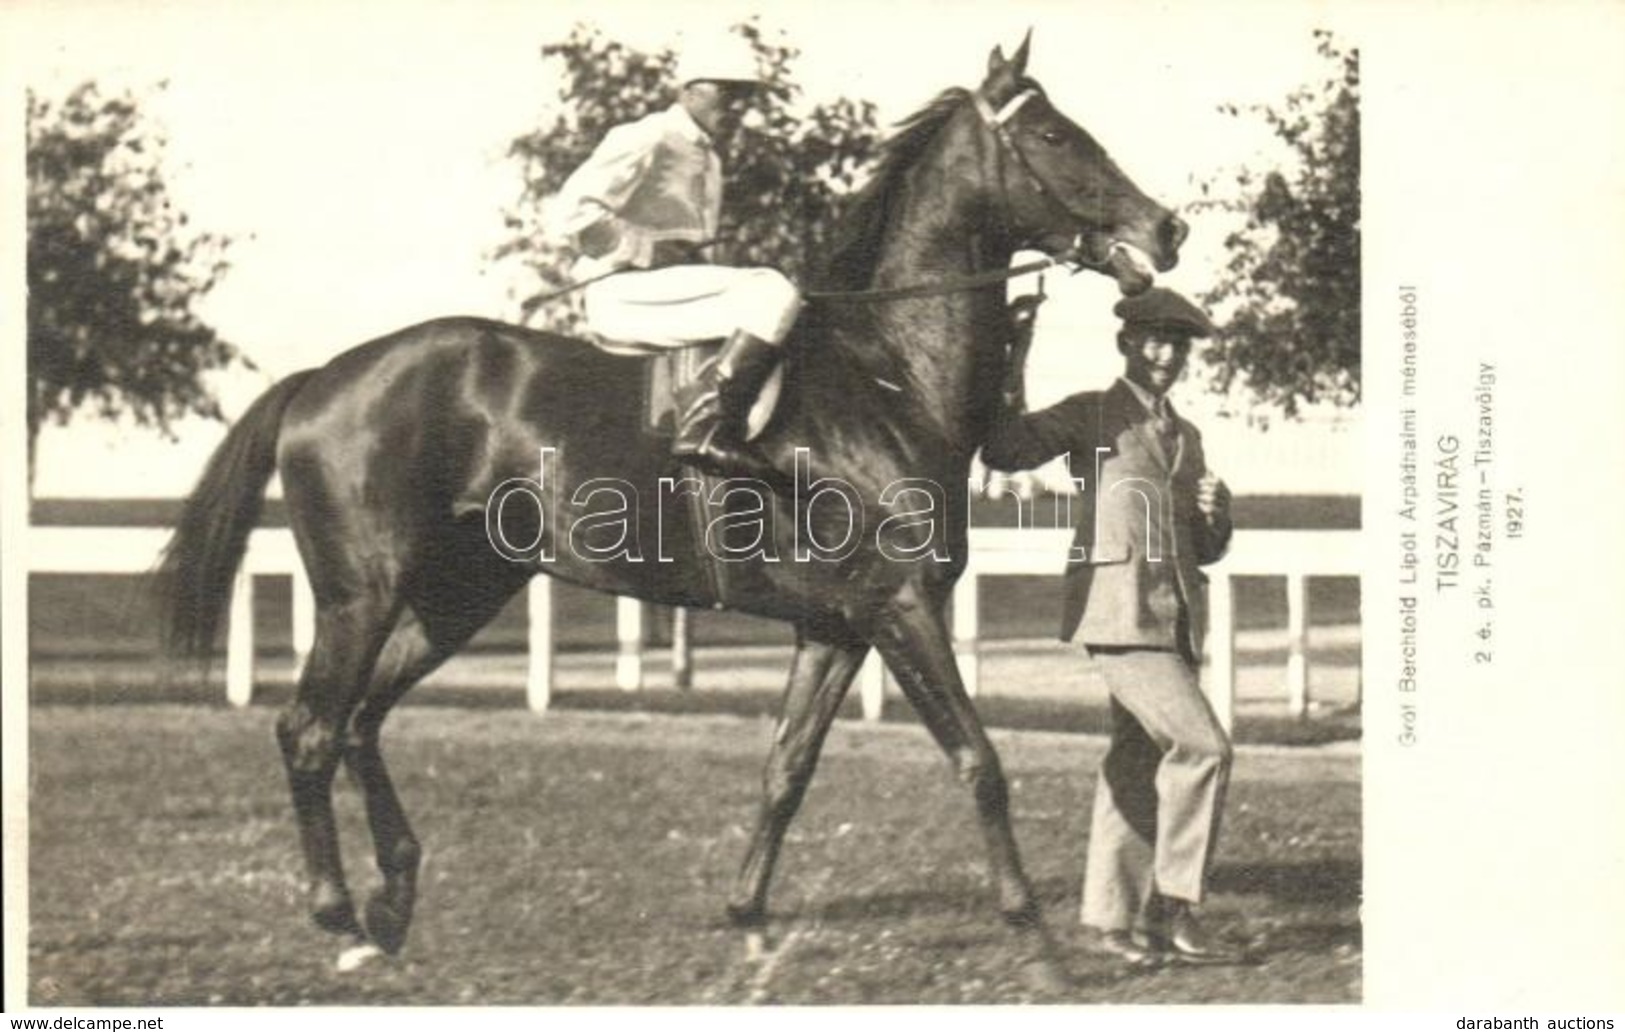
[
  {"xmin": 496, "ymin": 22, "xmax": 881, "ymax": 329},
  {"xmin": 1197, "ymin": 31, "xmax": 1360, "ymax": 416},
  {"xmin": 26, "ymin": 81, "xmax": 241, "ymax": 472}
]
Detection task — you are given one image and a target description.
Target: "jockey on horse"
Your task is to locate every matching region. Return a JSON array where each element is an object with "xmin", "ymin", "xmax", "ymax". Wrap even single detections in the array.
[{"xmin": 549, "ymin": 34, "xmax": 799, "ymax": 488}]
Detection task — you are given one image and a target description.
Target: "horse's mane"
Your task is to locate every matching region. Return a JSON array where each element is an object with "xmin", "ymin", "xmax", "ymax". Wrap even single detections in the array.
[{"xmin": 815, "ymin": 88, "xmax": 973, "ymax": 291}]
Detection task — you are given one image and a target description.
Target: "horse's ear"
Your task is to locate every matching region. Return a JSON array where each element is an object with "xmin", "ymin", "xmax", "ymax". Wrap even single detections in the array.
[
  {"xmin": 985, "ymin": 33, "xmax": 1031, "ymax": 93},
  {"xmin": 1010, "ymin": 30, "xmax": 1032, "ymax": 76},
  {"xmin": 987, "ymin": 44, "xmax": 1008, "ymax": 78}
]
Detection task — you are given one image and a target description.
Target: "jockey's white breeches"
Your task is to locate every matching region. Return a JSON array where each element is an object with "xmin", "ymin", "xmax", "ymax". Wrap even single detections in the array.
[{"xmin": 582, "ymin": 265, "xmax": 802, "ymax": 349}]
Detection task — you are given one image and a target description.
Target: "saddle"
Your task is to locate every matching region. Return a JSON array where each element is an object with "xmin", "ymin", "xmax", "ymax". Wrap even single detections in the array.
[
  {"xmin": 578, "ymin": 335, "xmax": 785, "ymax": 609},
  {"xmin": 632, "ymin": 339, "xmax": 783, "ymax": 441}
]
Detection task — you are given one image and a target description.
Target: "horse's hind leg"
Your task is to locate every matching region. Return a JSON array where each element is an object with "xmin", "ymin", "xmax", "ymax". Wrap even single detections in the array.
[
  {"xmin": 340, "ymin": 561, "xmax": 528, "ymax": 955},
  {"xmin": 276, "ymin": 595, "xmax": 398, "ymax": 939},
  {"xmin": 336, "ymin": 612, "xmax": 434, "ymax": 956},
  {"xmin": 728, "ymin": 616, "xmax": 867, "ymax": 930}
]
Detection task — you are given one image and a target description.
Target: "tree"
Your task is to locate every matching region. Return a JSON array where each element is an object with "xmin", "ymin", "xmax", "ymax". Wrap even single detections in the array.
[
  {"xmin": 26, "ymin": 81, "xmax": 242, "ymax": 482},
  {"xmin": 495, "ymin": 22, "xmax": 881, "ymax": 329},
  {"xmin": 1196, "ymin": 31, "xmax": 1359, "ymax": 417}
]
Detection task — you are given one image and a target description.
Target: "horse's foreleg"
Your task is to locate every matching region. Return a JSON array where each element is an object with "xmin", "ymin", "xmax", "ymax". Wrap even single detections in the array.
[
  {"xmin": 869, "ymin": 587, "xmax": 1069, "ymax": 989},
  {"xmin": 869, "ymin": 586, "xmax": 1036, "ymax": 925},
  {"xmin": 728, "ymin": 620, "xmax": 867, "ymax": 930},
  {"xmin": 276, "ymin": 596, "xmax": 395, "ymax": 940}
]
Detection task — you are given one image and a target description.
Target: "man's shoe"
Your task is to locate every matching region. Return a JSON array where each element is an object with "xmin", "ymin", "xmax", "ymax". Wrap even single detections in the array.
[
  {"xmin": 671, "ymin": 330, "xmax": 789, "ymax": 491},
  {"xmin": 1142, "ymin": 903, "xmax": 1249, "ymax": 966},
  {"xmin": 1088, "ymin": 928, "xmax": 1163, "ymax": 968}
]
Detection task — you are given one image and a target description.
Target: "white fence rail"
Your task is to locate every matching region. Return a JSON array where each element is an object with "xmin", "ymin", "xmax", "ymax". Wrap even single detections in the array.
[{"xmin": 29, "ymin": 524, "xmax": 1359, "ymax": 729}]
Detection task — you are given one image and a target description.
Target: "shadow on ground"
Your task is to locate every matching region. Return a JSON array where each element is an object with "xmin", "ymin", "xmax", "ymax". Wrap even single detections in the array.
[{"xmin": 1213, "ymin": 857, "xmax": 1362, "ymax": 906}]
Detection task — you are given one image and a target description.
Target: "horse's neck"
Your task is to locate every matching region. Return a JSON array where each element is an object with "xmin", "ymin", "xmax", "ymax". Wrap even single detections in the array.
[
  {"xmin": 872, "ymin": 121, "xmax": 1003, "ymax": 283},
  {"xmin": 858, "ymin": 147, "xmax": 1009, "ymax": 461}
]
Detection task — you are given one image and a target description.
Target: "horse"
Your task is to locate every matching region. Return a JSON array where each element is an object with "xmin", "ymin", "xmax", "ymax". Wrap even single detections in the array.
[{"xmin": 158, "ymin": 36, "xmax": 1186, "ymax": 975}]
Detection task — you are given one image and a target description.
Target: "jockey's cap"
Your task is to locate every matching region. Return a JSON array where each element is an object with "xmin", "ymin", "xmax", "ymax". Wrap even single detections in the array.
[{"xmin": 676, "ymin": 33, "xmax": 765, "ymax": 87}]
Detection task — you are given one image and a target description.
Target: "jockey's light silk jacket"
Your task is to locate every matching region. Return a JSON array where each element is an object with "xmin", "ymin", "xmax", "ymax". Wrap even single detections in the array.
[{"xmin": 551, "ymin": 104, "xmax": 723, "ymax": 280}]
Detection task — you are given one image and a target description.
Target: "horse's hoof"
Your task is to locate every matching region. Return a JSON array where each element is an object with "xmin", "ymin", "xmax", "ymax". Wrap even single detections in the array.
[
  {"xmin": 1000, "ymin": 899, "xmax": 1043, "ymax": 931},
  {"xmin": 1020, "ymin": 957, "xmax": 1072, "ymax": 995},
  {"xmin": 743, "ymin": 929, "xmax": 771, "ymax": 962},
  {"xmin": 725, "ymin": 901, "xmax": 766, "ymax": 929},
  {"xmin": 312, "ymin": 889, "xmax": 363, "ymax": 938},
  {"xmin": 363, "ymin": 894, "xmax": 413, "ymax": 956},
  {"xmin": 335, "ymin": 943, "xmax": 385, "ymax": 974}
]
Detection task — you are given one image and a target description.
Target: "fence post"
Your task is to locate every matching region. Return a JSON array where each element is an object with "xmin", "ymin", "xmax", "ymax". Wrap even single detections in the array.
[
  {"xmin": 1207, "ymin": 572, "xmax": 1236, "ymax": 732},
  {"xmin": 615, "ymin": 597, "xmax": 645, "ymax": 691},
  {"xmin": 953, "ymin": 571, "xmax": 980, "ymax": 697},
  {"xmin": 859, "ymin": 652, "xmax": 886, "ymax": 721},
  {"xmin": 226, "ymin": 569, "xmax": 254, "ymax": 707},
  {"xmin": 671, "ymin": 607, "xmax": 693, "ymax": 690},
  {"xmin": 527, "ymin": 577, "xmax": 554, "ymax": 713},
  {"xmin": 1285, "ymin": 572, "xmax": 1310, "ymax": 718}
]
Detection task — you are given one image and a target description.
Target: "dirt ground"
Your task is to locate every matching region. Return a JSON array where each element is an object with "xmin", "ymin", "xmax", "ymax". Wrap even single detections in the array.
[{"xmin": 27, "ymin": 703, "xmax": 1359, "ymax": 1006}]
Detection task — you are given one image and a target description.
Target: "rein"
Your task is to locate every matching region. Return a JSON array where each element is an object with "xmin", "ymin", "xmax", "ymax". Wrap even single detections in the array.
[
  {"xmin": 523, "ymin": 88, "xmax": 1102, "ymax": 315},
  {"xmin": 801, "ymin": 252, "xmax": 1066, "ymax": 303},
  {"xmin": 524, "ymin": 242, "xmax": 1075, "ymax": 311}
]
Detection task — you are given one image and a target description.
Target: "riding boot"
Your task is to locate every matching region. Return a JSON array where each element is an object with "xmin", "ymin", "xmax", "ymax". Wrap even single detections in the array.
[{"xmin": 672, "ymin": 330, "xmax": 788, "ymax": 490}]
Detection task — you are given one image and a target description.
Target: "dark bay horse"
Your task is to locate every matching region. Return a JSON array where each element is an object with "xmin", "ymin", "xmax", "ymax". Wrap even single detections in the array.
[{"xmin": 159, "ymin": 38, "xmax": 1185, "ymax": 969}]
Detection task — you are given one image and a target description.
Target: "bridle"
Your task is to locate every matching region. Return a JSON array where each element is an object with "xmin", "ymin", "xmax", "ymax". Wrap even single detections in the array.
[
  {"xmin": 969, "ymin": 86, "xmax": 1114, "ymax": 274},
  {"xmin": 802, "ymin": 85, "xmax": 1109, "ymax": 303}
]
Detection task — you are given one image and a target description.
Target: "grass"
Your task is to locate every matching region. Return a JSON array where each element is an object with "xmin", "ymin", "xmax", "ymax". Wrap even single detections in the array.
[
  {"xmin": 29, "ymin": 644, "xmax": 1363, "ymax": 748},
  {"xmin": 27, "ymin": 704, "xmax": 1359, "ymax": 1006}
]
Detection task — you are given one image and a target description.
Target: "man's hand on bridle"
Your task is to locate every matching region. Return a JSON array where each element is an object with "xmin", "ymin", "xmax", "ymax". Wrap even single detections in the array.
[{"xmin": 1001, "ymin": 292, "xmax": 1044, "ymax": 413}]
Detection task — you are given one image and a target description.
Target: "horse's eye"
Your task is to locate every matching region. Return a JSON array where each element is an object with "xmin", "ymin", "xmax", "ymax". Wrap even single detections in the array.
[{"xmin": 1039, "ymin": 129, "xmax": 1064, "ymax": 146}]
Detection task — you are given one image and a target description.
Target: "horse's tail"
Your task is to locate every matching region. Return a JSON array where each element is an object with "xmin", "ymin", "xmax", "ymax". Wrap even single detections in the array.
[{"xmin": 157, "ymin": 370, "xmax": 317, "ymax": 659}]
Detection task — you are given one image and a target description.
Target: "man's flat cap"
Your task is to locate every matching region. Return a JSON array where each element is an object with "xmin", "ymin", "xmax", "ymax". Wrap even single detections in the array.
[{"xmin": 1113, "ymin": 287, "xmax": 1216, "ymax": 337}]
